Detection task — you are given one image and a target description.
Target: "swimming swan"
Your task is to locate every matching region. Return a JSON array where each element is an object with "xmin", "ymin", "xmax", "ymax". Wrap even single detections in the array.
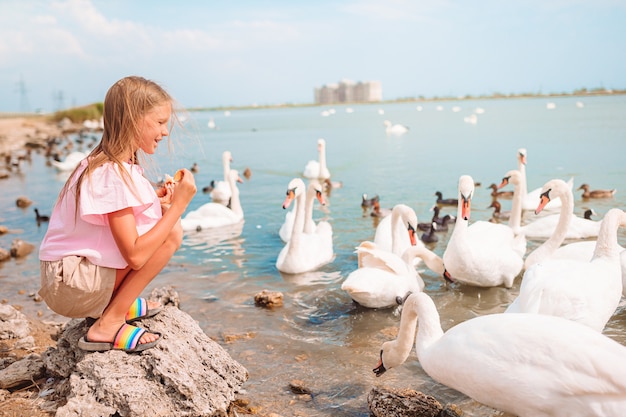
[
  {"xmin": 181, "ymin": 169, "xmax": 243, "ymax": 231},
  {"xmin": 442, "ymin": 175, "xmax": 524, "ymax": 288},
  {"xmin": 209, "ymin": 151, "xmax": 233, "ymax": 205},
  {"xmin": 519, "ymin": 178, "xmax": 601, "ymax": 240},
  {"xmin": 341, "ymin": 243, "xmax": 444, "ymax": 309},
  {"xmin": 302, "ymin": 138, "xmax": 330, "ymax": 181},
  {"xmin": 506, "ymin": 208, "xmax": 626, "ymax": 332},
  {"xmin": 279, "ymin": 180, "xmax": 325, "ymax": 242},
  {"xmin": 373, "ymin": 292, "xmax": 626, "ymax": 417},
  {"xmin": 276, "ymin": 178, "xmax": 333, "ymax": 274}
]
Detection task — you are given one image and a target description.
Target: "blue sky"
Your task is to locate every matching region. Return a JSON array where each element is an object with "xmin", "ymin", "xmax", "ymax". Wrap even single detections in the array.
[{"xmin": 1, "ymin": 0, "xmax": 625, "ymax": 112}]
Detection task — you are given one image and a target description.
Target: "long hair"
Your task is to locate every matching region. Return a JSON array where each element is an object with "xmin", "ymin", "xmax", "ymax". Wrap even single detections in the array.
[{"xmin": 58, "ymin": 76, "xmax": 174, "ymax": 213}]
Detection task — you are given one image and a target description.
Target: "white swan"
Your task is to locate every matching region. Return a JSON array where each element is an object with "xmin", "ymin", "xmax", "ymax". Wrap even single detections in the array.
[
  {"xmin": 51, "ymin": 151, "xmax": 87, "ymax": 171},
  {"xmin": 373, "ymin": 204, "xmax": 420, "ymax": 258},
  {"xmin": 276, "ymin": 178, "xmax": 333, "ymax": 274},
  {"xmin": 373, "ymin": 292, "xmax": 626, "ymax": 417},
  {"xmin": 278, "ymin": 180, "xmax": 324, "ymax": 242},
  {"xmin": 505, "ymin": 208, "xmax": 626, "ymax": 332},
  {"xmin": 517, "ymin": 148, "xmax": 572, "ymax": 211},
  {"xmin": 551, "ymin": 243, "xmax": 626, "ymax": 298},
  {"xmin": 209, "ymin": 151, "xmax": 233, "ymax": 205},
  {"xmin": 495, "ymin": 169, "xmax": 527, "ymax": 255},
  {"xmin": 519, "ymin": 179, "xmax": 601, "ymax": 240},
  {"xmin": 181, "ymin": 169, "xmax": 243, "ymax": 231},
  {"xmin": 302, "ymin": 138, "xmax": 330, "ymax": 180},
  {"xmin": 341, "ymin": 243, "xmax": 444, "ymax": 309},
  {"xmin": 524, "ymin": 179, "xmax": 600, "ymax": 268},
  {"xmin": 383, "ymin": 120, "xmax": 409, "ymax": 135},
  {"xmin": 442, "ymin": 175, "xmax": 524, "ymax": 288}
]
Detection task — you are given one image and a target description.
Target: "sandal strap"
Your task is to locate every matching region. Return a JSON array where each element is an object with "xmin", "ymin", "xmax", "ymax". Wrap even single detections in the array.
[
  {"xmin": 125, "ymin": 297, "xmax": 148, "ymax": 322},
  {"xmin": 113, "ymin": 323, "xmax": 146, "ymax": 350}
]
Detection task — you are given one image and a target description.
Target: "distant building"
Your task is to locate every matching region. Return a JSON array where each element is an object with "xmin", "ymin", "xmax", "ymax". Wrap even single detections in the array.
[{"xmin": 314, "ymin": 79, "xmax": 382, "ymax": 104}]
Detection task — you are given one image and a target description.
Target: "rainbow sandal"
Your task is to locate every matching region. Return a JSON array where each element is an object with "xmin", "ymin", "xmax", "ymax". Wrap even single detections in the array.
[
  {"xmin": 78, "ymin": 323, "xmax": 160, "ymax": 353},
  {"xmin": 125, "ymin": 297, "xmax": 162, "ymax": 323}
]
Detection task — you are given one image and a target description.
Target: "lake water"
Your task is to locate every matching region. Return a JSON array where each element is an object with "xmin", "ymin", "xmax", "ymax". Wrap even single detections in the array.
[{"xmin": 2, "ymin": 94, "xmax": 626, "ymax": 416}]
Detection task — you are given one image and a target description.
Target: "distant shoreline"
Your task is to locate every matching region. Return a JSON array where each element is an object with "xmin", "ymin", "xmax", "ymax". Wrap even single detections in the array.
[
  {"xmin": 2, "ymin": 88, "xmax": 625, "ymax": 117},
  {"xmin": 187, "ymin": 88, "xmax": 626, "ymax": 112}
]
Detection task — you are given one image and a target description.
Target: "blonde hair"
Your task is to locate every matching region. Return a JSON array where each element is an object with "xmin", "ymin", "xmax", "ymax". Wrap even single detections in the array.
[{"xmin": 59, "ymin": 76, "xmax": 175, "ymax": 213}]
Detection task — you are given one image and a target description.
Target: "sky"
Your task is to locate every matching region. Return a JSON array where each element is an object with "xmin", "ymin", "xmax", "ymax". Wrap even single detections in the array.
[{"xmin": 1, "ymin": 0, "xmax": 625, "ymax": 112}]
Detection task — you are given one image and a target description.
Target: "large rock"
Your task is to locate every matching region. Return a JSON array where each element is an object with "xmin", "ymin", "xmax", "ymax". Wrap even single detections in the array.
[
  {"xmin": 368, "ymin": 386, "xmax": 463, "ymax": 417},
  {"xmin": 0, "ymin": 304, "xmax": 31, "ymax": 340},
  {"xmin": 42, "ymin": 306, "xmax": 248, "ymax": 417}
]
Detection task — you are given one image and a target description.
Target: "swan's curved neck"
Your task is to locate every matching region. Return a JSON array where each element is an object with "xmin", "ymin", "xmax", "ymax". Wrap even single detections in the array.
[
  {"xmin": 593, "ymin": 210, "xmax": 622, "ymax": 259},
  {"xmin": 412, "ymin": 294, "xmax": 444, "ymax": 359},
  {"xmin": 318, "ymin": 146, "xmax": 327, "ymax": 176},
  {"xmin": 223, "ymin": 156, "xmax": 231, "ymax": 181},
  {"xmin": 228, "ymin": 175, "xmax": 243, "ymax": 217},
  {"xmin": 525, "ymin": 184, "xmax": 573, "ymax": 267},
  {"xmin": 303, "ymin": 185, "xmax": 317, "ymax": 234},
  {"xmin": 517, "ymin": 159, "xmax": 528, "ymax": 198},
  {"xmin": 403, "ymin": 246, "xmax": 443, "ymax": 275},
  {"xmin": 390, "ymin": 209, "xmax": 402, "ymax": 255},
  {"xmin": 289, "ymin": 190, "xmax": 306, "ymax": 248},
  {"xmin": 508, "ymin": 179, "xmax": 523, "ymax": 231}
]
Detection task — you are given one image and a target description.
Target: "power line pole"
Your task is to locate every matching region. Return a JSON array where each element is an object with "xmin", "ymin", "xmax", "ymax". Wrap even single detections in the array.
[{"xmin": 16, "ymin": 74, "xmax": 30, "ymax": 112}]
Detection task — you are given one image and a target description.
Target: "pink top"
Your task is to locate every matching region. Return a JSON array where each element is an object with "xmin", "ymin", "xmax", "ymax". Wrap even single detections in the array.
[{"xmin": 39, "ymin": 159, "xmax": 162, "ymax": 269}]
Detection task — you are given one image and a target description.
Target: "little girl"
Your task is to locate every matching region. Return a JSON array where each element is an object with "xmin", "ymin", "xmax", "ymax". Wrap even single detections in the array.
[{"xmin": 39, "ymin": 76, "xmax": 197, "ymax": 352}]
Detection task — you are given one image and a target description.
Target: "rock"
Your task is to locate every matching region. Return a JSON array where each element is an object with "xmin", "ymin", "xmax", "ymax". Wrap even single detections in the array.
[
  {"xmin": 0, "ymin": 248, "xmax": 10, "ymax": 262},
  {"xmin": 0, "ymin": 225, "xmax": 8, "ymax": 234},
  {"xmin": 0, "ymin": 353, "xmax": 45, "ymax": 389},
  {"xmin": 368, "ymin": 386, "xmax": 463, "ymax": 417},
  {"xmin": 42, "ymin": 305, "xmax": 248, "ymax": 417},
  {"xmin": 10, "ymin": 239, "xmax": 35, "ymax": 258},
  {"xmin": 0, "ymin": 304, "xmax": 31, "ymax": 340},
  {"xmin": 254, "ymin": 289, "xmax": 283, "ymax": 308},
  {"xmin": 288, "ymin": 380, "xmax": 312, "ymax": 395},
  {"xmin": 148, "ymin": 285, "xmax": 180, "ymax": 308}
]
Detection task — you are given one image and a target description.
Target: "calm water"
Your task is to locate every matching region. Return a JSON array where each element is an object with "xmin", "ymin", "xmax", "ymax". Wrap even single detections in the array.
[{"xmin": 2, "ymin": 94, "xmax": 626, "ymax": 416}]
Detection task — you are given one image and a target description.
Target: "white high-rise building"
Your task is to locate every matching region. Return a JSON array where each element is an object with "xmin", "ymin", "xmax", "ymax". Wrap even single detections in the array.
[{"xmin": 314, "ymin": 80, "xmax": 382, "ymax": 104}]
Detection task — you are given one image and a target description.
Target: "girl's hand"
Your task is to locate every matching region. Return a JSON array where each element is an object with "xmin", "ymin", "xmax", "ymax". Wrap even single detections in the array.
[
  {"xmin": 171, "ymin": 169, "xmax": 197, "ymax": 207},
  {"xmin": 156, "ymin": 180, "xmax": 174, "ymax": 205}
]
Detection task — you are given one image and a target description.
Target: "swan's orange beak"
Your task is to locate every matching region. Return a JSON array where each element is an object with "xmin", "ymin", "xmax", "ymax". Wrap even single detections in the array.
[
  {"xmin": 519, "ymin": 153, "xmax": 527, "ymax": 165},
  {"xmin": 443, "ymin": 269, "xmax": 455, "ymax": 283},
  {"xmin": 282, "ymin": 188, "xmax": 296, "ymax": 209},
  {"xmin": 498, "ymin": 176, "xmax": 510, "ymax": 189},
  {"xmin": 373, "ymin": 351, "xmax": 386, "ymax": 377},
  {"xmin": 535, "ymin": 189, "xmax": 551, "ymax": 215},
  {"xmin": 316, "ymin": 190, "xmax": 326, "ymax": 206},
  {"xmin": 408, "ymin": 225, "xmax": 417, "ymax": 246},
  {"xmin": 461, "ymin": 194, "xmax": 471, "ymax": 220}
]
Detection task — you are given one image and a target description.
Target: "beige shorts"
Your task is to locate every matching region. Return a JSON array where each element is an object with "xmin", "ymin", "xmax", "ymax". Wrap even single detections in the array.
[{"xmin": 39, "ymin": 256, "xmax": 116, "ymax": 318}]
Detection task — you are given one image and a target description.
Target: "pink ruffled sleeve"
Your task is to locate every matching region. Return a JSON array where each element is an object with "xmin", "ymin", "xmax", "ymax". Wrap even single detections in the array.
[{"xmin": 79, "ymin": 163, "xmax": 158, "ymax": 226}]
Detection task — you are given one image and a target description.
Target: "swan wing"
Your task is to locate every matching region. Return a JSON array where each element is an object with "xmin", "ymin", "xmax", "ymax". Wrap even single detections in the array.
[{"xmin": 355, "ymin": 244, "xmax": 410, "ymax": 275}]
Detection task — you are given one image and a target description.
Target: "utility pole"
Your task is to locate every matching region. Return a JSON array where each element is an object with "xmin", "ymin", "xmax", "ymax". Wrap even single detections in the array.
[
  {"xmin": 53, "ymin": 90, "xmax": 65, "ymax": 111},
  {"xmin": 16, "ymin": 74, "xmax": 30, "ymax": 112}
]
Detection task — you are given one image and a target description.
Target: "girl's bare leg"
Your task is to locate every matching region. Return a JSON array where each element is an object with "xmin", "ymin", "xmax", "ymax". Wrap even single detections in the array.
[{"xmin": 86, "ymin": 226, "xmax": 182, "ymax": 345}]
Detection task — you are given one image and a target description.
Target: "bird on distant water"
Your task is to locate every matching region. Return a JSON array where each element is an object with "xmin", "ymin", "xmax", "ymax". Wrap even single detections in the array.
[
  {"xmin": 584, "ymin": 208, "xmax": 597, "ymax": 220},
  {"xmin": 434, "ymin": 191, "xmax": 458, "ymax": 206},
  {"xmin": 488, "ymin": 200, "xmax": 510, "ymax": 221},
  {"xmin": 16, "ymin": 196, "xmax": 33, "ymax": 208},
  {"xmin": 361, "ymin": 193, "xmax": 379, "ymax": 216},
  {"xmin": 34, "ymin": 208, "xmax": 50, "ymax": 225},
  {"xmin": 578, "ymin": 183, "xmax": 617, "ymax": 199},
  {"xmin": 383, "ymin": 120, "xmax": 409, "ymax": 135},
  {"xmin": 420, "ymin": 222, "xmax": 438, "ymax": 244},
  {"xmin": 488, "ymin": 183, "xmax": 513, "ymax": 199}
]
